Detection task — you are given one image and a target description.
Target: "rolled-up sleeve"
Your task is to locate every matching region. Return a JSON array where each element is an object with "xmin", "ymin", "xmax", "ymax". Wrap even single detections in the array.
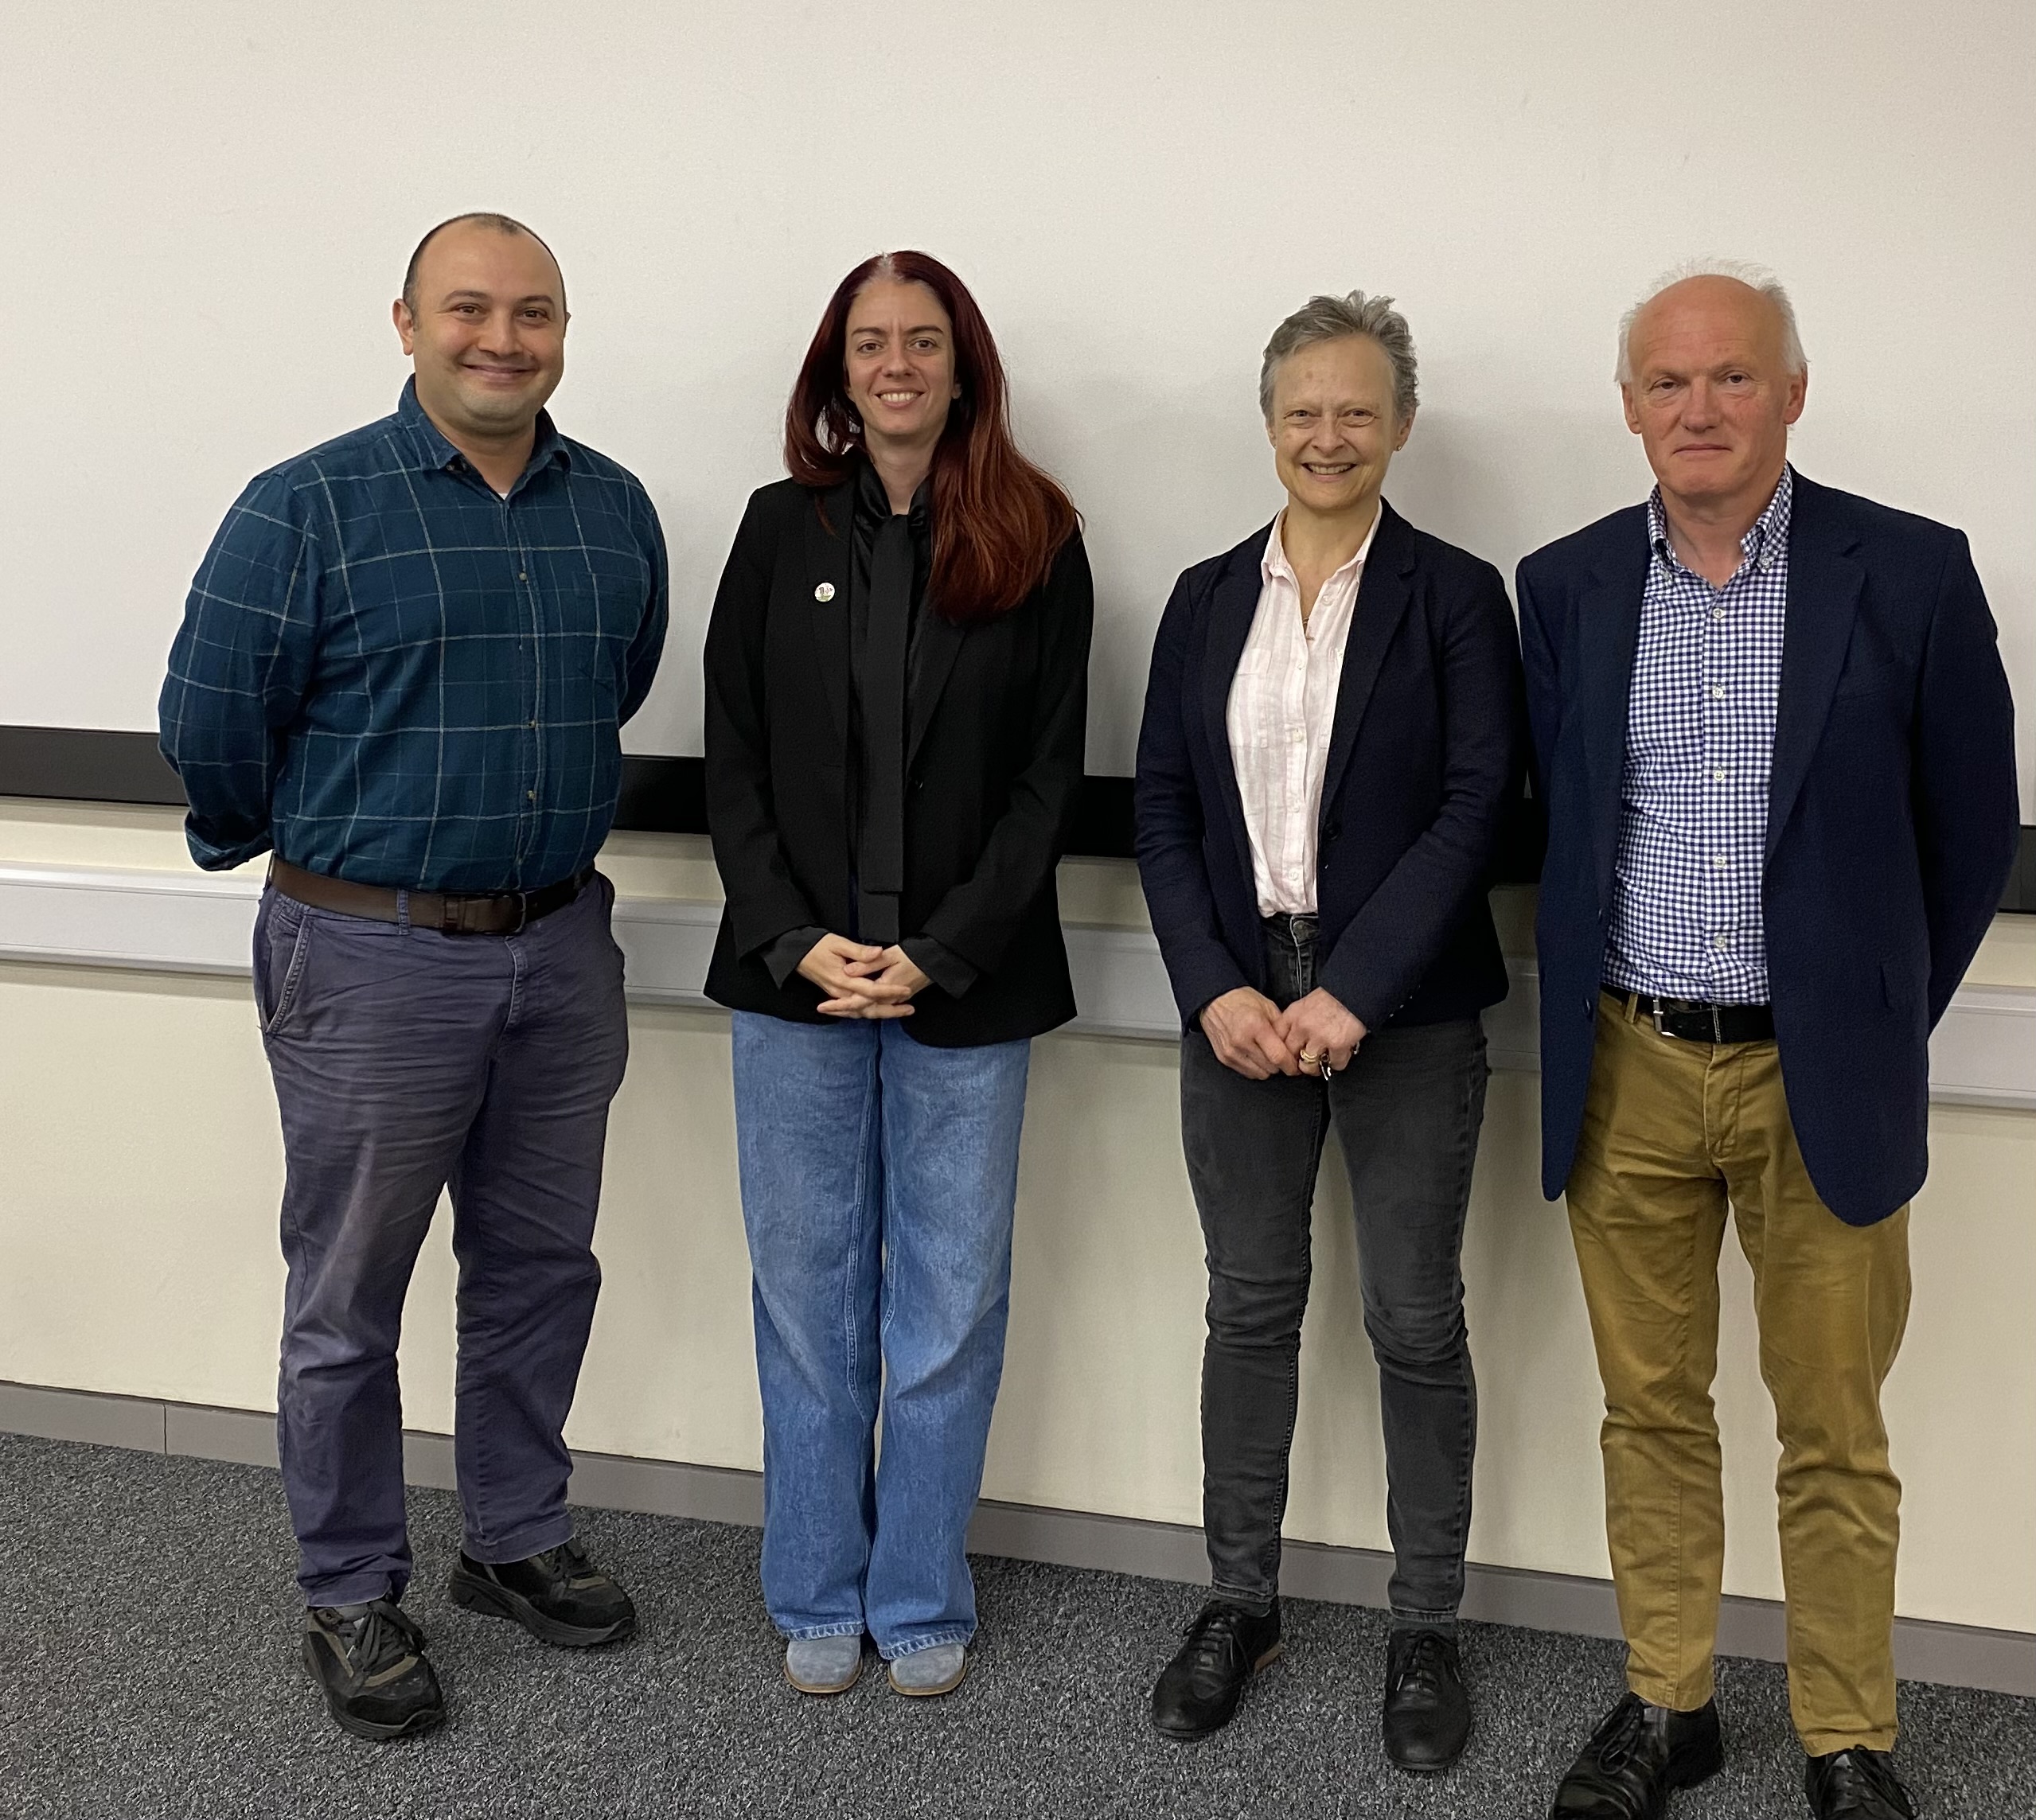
[{"xmin": 158, "ymin": 470, "xmax": 320, "ymax": 871}]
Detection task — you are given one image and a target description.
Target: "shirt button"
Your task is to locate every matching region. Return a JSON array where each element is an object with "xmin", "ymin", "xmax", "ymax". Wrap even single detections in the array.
[
  {"xmin": 1713, "ymin": 769, "xmax": 1728, "ymax": 782},
  {"xmin": 527, "ymin": 790, "xmax": 537, "ymax": 802},
  {"xmin": 1710, "ymin": 686, "xmax": 1726, "ymax": 700},
  {"xmin": 1713, "ymin": 855, "xmax": 1729, "ymax": 868},
  {"xmin": 519, "ymin": 571, "xmax": 529, "ymax": 581},
  {"xmin": 1711, "ymin": 608, "xmax": 1726, "ymax": 622}
]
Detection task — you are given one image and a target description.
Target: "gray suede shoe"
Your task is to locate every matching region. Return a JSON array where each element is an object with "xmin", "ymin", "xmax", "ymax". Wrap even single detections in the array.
[
  {"xmin": 785, "ymin": 1634, "xmax": 864, "ymax": 1694},
  {"xmin": 887, "ymin": 1642, "xmax": 967, "ymax": 1697}
]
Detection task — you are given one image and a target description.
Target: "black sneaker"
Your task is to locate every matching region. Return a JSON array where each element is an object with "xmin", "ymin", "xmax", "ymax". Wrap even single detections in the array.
[
  {"xmin": 448, "ymin": 1538, "xmax": 635, "ymax": 1646},
  {"xmin": 301, "ymin": 1599, "xmax": 445, "ymax": 1742},
  {"xmin": 1150, "ymin": 1599, "xmax": 1283, "ymax": 1740}
]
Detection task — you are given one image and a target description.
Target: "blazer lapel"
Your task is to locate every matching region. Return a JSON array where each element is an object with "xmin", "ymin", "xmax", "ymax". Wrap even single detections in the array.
[
  {"xmin": 1767, "ymin": 474, "xmax": 1863, "ymax": 858},
  {"xmin": 800, "ymin": 480, "xmax": 855, "ymax": 749},
  {"xmin": 1201, "ymin": 535, "xmax": 1267, "ymax": 892},
  {"xmin": 907, "ymin": 606, "xmax": 969, "ymax": 770},
  {"xmin": 1578, "ymin": 530, "xmax": 1650, "ymax": 913},
  {"xmin": 1318, "ymin": 501, "xmax": 1416, "ymax": 825}
]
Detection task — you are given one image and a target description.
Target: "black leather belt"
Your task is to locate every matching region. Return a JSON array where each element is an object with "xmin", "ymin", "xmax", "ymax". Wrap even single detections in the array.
[
  {"xmin": 269, "ymin": 859, "xmax": 595, "ymax": 936},
  {"xmin": 1620, "ymin": 991, "xmax": 1775, "ymax": 1044}
]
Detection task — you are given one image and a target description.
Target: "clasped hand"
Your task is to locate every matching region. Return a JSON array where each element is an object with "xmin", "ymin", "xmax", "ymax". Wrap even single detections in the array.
[
  {"xmin": 1199, "ymin": 984, "xmax": 1366, "ymax": 1081},
  {"xmin": 797, "ymin": 933, "xmax": 930, "ymax": 1019}
]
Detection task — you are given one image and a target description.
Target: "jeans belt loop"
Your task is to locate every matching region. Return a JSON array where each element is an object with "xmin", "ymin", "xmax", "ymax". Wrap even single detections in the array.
[{"xmin": 396, "ymin": 888, "xmax": 410, "ymax": 933}]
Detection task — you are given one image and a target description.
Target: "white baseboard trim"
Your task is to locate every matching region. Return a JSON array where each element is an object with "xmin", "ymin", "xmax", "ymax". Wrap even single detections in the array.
[
  {"xmin": 5, "ymin": 1378, "xmax": 2030, "ymax": 1698},
  {"xmin": 0, "ymin": 861, "xmax": 2030, "ymax": 1105}
]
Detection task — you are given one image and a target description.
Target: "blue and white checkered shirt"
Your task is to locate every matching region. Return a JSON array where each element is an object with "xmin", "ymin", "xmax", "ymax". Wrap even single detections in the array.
[
  {"xmin": 160, "ymin": 380, "xmax": 669, "ymax": 893},
  {"xmin": 1602, "ymin": 466, "xmax": 1792, "ymax": 1004}
]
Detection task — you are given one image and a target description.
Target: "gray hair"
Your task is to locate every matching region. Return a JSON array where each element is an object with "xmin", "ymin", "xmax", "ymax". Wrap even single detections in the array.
[
  {"xmin": 1258, "ymin": 291, "xmax": 1418, "ymax": 423},
  {"xmin": 1615, "ymin": 257, "xmax": 1806, "ymax": 385}
]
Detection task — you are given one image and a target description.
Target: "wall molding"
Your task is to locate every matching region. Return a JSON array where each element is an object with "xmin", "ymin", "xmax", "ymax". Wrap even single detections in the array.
[
  {"xmin": 2, "ymin": 725, "xmax": 2030, "ymax": 906},
  {"xmin": 0, "ymin": 859, "xmax": 2030, "ymax": 1107},
  {"xmin": 3, "ymin": 1378, "xmax": 2029, "ymax": 1698}
]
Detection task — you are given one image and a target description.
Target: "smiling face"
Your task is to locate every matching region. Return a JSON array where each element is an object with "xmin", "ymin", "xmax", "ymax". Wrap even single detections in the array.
[
  {"xmin": 393, "ymin": 221, "xmax": 567, "ymax": 444},
  {"xmin": 1621, "ymin": 275, "xmax": 1806, "ymax": 513},
  {"xmin": 843, "ymin": 277, "xmax": 961, "ymax": 458},
  {"xmin": 1266, "ymin": 334, "xmax": 1411, "ymax": 522}
]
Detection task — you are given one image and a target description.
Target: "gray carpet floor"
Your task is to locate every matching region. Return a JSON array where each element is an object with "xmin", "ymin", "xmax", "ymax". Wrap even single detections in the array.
[{"xmin": 1, "ymin": 1433, "xmax": 2030, "ymax": 1819}]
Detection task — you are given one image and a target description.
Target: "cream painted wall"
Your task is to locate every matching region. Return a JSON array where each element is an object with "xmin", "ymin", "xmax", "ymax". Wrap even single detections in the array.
[{"xmin": 2, "ymin": 804, "xmax": 2032, "ymax": 1637}]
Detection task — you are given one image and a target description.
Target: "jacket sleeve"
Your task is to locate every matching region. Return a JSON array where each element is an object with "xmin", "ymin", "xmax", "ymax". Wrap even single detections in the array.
[
  {"xmin": 1515, "ymin": 558, "xmax": 1562, "ymax": 814},
  {"xmin": 703, "ymin": 490, "xmax": 825, "ymax": 957},
  {"xmin": 1133, "ymin": 567, "xmax": 1252, "ymax": 1023},
  {"xmin": 917, "ymin": 535, "xmax": 1094, "ymax": 974},
  {"xmin": 1316, "ymin": 561, "xmax": 1523, "ymax": 1028},
  {"xmin": 157, "ymin": 469, "xmax": 322, "ymax": 871},
  {"xmin": 1913, "ymin": 532, "xmax": 2020, "ymax": 1027}
]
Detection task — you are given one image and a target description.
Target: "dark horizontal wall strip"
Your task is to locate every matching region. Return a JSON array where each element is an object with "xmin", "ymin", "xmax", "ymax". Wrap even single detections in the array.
[{"xmin": 2, "ymin": 725, "xmax": 2032, "ymax": 906}]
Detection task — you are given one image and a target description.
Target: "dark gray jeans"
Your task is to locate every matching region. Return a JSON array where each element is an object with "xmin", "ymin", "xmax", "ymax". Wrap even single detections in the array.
[
  {"xmin": 257, "ymin": 873, "xmax": 628, "ymax": 1608},
  {"xmin": 1182, "ymin": 916, "xmax": 1488, "ymax": 1626}
]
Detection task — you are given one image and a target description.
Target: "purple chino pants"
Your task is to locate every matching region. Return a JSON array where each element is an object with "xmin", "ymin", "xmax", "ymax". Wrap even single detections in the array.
[{"xmin": 255, "ymin": 873, "xmax": 628, "ymax": 1608}]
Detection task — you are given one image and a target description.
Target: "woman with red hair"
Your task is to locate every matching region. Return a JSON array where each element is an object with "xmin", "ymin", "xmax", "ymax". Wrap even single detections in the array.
[{"xmin": 703, "ymin": 252, "xmax": 1091, "ymax": 1699}]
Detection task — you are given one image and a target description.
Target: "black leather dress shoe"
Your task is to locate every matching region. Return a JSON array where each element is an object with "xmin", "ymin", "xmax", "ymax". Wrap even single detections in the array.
[
  {"xmin": 302, "ymin": 1598, "xmax": 445, "ymax": 1742},
  {"xmin": 1550, "ymin": 1693, "xmax": 1725, "ymax": 1818},
  {"xmin": 449, "ymin": 1538, "xmax": 636, "ymax": 1646},
  {"xmin": 1382, "ymin": 1627, "xmax": 1470, "ymax": 1772},
  {"xmin": 1805, "ymin": 1749, "xmax": 1916, "ymax": 1819},
  {"xmin": 1150, "ymin": 1600, "xmax": 1282, "ymax": 1740}
]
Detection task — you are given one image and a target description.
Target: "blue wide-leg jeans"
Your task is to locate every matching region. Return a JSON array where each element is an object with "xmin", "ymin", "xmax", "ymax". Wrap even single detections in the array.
[{"xmin": 731, "ymin": 1011, "xmax": 1030, "ymax": 1660}]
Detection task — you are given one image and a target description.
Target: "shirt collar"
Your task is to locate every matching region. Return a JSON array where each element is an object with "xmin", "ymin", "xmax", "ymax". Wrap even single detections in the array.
[
  {"xmin": 395, "ymin": 376, "xmax": 569, "ymax": 483},
  {"xmin": 1262, "ymin": 501, "xmax": 1383, "ymax": 588},
  {"xmin": 1647, "ymin": 463, "xmax": 1793, "ymax": 578}
]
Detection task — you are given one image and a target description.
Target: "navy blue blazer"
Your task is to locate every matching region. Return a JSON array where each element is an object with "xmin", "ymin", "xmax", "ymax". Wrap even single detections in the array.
[
  {"xmin": 1519, "ymin": 470, "xmax": 2019, "ymax": 1226},
  {"xmin": 1135, "ymin": 501, "xmax": 1523, "ymax": 1034}
]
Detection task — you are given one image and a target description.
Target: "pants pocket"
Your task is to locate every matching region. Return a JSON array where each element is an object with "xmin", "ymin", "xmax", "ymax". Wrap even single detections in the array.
[{"xmin": 258, "ymin": 902, "xmax": 316, "ymax": 1036}]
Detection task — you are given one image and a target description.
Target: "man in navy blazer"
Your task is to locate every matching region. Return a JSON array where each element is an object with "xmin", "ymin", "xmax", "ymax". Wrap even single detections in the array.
[{"xmin": 1519, "ymin": 262, "xmax": 2018, "ymax": 1820}]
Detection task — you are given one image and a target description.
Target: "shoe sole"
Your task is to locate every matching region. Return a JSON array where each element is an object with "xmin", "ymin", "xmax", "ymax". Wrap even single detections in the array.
[
  {"xmin": 1151, "ymin": 1641, "xmax": 1285, "ymax": 1741},
  {"xmin": 301, "ymin": 1642, "xmax": 444, "ymax": 1743},
  {"xmin": 447, "ymin": 1566, "xmax": 636, "ymax": 1647},
  {"xmin": 887, "ymin": 1656, "xmax": 968, "ymax": 1697},
  {"xmin": 786, "ymin": 1656, "xmax": 864, "ymax": 1696}
]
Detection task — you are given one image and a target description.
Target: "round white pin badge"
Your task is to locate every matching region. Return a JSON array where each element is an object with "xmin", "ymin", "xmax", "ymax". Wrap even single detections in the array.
[{"xmin": 814, "ymin": 583, "xmax": 836, "ymax": 602}]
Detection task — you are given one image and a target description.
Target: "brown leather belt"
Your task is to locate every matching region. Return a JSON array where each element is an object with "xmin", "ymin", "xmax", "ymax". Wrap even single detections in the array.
[
  {"xmin": 1619, "ymin": 991, "xmax": 1775, "ymax": 1045},
  {"xmin": 268, "ymin": 859, "xmax": 595, "ymax": 936}
]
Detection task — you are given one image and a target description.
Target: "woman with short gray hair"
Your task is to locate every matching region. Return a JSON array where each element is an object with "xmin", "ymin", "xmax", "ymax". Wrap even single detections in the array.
[{"xmin": 1133, "ymin": 292, "xmax": 1523, "ymax": 1772}]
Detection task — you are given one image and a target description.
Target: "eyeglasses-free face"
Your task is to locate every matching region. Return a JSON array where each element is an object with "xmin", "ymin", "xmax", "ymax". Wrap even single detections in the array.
[
  {"xmin": 843, "ymin": 277, "xmax": 963, "ymax": 463},
  {"xmin": 1265, "ymin": 333, "xmax": 1411, "ymax": 525}
]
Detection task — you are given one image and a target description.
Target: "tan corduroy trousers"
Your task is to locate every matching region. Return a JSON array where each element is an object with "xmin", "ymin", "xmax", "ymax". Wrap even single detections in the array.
[{"xmin": 1565, "ymin": 991, "xmax": 1911, "ymax": 1754}]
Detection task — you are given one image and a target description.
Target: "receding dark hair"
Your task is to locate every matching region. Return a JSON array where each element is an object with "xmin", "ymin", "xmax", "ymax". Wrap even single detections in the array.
[{"xmin": 400, "ymin": 212, "xmax": 564, "ymax": 310}]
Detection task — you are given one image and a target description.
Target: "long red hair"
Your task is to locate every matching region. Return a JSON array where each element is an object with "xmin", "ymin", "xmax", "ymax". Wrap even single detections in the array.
[{"xmin": 784, "ymin": 251, "xmax": 1078, "ymax": 624}]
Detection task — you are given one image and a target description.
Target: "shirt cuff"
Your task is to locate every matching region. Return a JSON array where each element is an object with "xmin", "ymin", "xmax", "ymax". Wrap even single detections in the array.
[
  {"xmin": 762, "ymin": 926, "xmax": 826, "ymax": 990},
  {"xmin": 903, "ymin": 935, "xmax": 978, "ymax": 999}
]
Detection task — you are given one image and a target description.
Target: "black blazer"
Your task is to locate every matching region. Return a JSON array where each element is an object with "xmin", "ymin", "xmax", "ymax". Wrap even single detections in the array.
[
  {"xmin": 1135, "ymin": 501, "xmax": 1523, "ymax": 1032},
  {"xmin": 1519, "ymin": 471, "xmax": 2020, "ymax": 1225},
  {"xmin": 704, "ymin": 477, "xmax": 1094, "ymax": 1046}
]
